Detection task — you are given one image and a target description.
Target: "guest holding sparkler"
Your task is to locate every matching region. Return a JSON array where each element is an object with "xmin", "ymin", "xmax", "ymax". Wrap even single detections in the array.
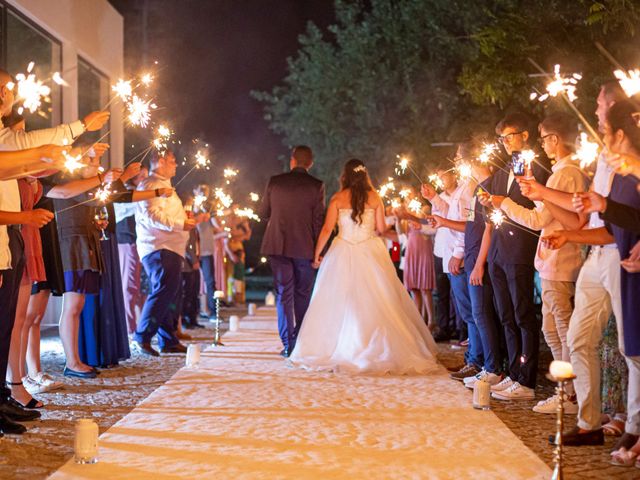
[
  {"xmin": 193, "ymin": 184, "xmax": 219, "ymax": 317},
  {"xmin": 134, "ymin": 150, "xmax": 208, "ymax": 357},
  {"xmin": 115, "ymin": 165, "xmax": 149, "ymax": 334},
  {"xmin": 543, "ymin": 99, "xmax": 640, "ymax": 457},
  {"xmin": 228, "ymin": 214, "xmax": 252, "ymax": 305},
  {"xmin": 519, "ymin": 81, "xmax": 627, "ymax": 446},
  {"xmin": 489, "ymin": 113, "xmax": 589, "ymax": 413},
  {"xmin": 477, "ymin": 112, "xmax": 550, "ymax": 401},
  {"xmin": 179, "ymin": 195, "xmax": 207, "ymax": 329}
]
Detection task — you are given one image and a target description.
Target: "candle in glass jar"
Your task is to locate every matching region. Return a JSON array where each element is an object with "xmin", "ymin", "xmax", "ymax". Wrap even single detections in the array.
[{"xmin": 549, "ymin": 360, "xmax": 574, "ymax": 379}]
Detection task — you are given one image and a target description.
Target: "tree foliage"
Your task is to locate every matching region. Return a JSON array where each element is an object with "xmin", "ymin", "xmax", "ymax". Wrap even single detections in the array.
[{"xmin": 253, "ymin": 0, "xmax": 640, "ymax": 190}]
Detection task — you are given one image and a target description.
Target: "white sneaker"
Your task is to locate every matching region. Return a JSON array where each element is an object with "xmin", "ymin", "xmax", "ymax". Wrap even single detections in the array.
[
  {"xmin": 491, "ymin": 382, "xmax": 535, "ymax": 400},
  {"xmin": 463, "ymin": 369, "xmax": 503, "ymax": 389},
  {"xmin": 24, "ymin": 372, "xmax": 64, "ymax": 394},
  {"xmin": 532, "ymin": 394, "xmax": 578, "ymax": 414},
  {"xmin": 490, "ymin": 376, "xmax": 514, "ymax": 392}
]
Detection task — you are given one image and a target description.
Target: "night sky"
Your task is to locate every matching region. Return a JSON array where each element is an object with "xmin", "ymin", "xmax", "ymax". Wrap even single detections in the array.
[{"xmin": 109, "ymin": 0, "xmax": 335, "ymax": 193}]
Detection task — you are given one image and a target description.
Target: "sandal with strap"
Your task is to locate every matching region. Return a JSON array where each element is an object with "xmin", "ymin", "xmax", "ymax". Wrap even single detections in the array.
[
  {"xmin": 6, "ymin": 381, "xmax": 44, "ymax": 409},
  {"xmin": 603, "ymin": 414, "xmax": 627, "ymax": 436}
]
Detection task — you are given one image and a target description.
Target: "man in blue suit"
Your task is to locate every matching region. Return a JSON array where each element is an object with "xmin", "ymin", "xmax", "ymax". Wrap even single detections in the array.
[{"xmin": 260, "ymin": 146, "xmax": 325, "ymax": 357}]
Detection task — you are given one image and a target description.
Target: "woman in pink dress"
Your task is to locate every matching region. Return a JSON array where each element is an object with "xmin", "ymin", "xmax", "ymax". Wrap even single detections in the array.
[{"xmin": 400, "ymin": 219, "xmax": 435, "ymax": 329}]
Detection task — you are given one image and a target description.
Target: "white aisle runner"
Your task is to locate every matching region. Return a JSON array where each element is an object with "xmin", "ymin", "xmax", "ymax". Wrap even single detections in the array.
[{"xmin": 49, "ymin": 313, "xmax": 551, "ymax": 480}]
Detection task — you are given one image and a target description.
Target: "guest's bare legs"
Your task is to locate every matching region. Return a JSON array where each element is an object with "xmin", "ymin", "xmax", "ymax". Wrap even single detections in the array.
[
  {"xmin": 7, "ymin": 280, "xmax": 40, "ymax": 405},
  {"xmin": 59, "ymin": 292, "xmax": 91, "ymax": 372},
  {"xmin": 422, "ymin": 289, "xmax": 435, "ymax": 331},
  {"xmin": 410, "ymin": 289, "xmax": 423, "ymax": 319},
  {"xmin": 25, "ymin": 289, "xmax": 51, "ymax": 377}
]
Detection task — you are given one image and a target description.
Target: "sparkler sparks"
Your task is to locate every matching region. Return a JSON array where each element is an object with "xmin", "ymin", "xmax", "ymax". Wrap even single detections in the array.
[
  {"xmin": 390, "ymin": 199, "xmax": 401, "ymax": 209},
  {"xmin": 521, "ymin": 149, "xmax": 536, "ymax": 169},
  {"xmin": 194, "ymin": 150, "xmax": 210, "ymax": 169},
  {"xmin": 531, "ymin": 64, "xmax": 581, "ymax": 103},
  {"xmin": 428, "ymin": 173, "xmax": 444, "ymax": 191},
  {"xmin": 63, "ymin": 151, "xmax": 84, "ymax": 173},
  {"xmin": 479, "ymin": 143, "xmax": 498, "ymax": 164},
  {"xmin": 140, "ymin": 73, "xmax": 154, "ymax": 86},
  {"xmin": 214, "ymin": 188, "xmax": 233, "ymax": 208},
  {"xmin": 94, "ymin": 183, "xmax": 112, "ymax": 203},
  {"xmin": 10, "ymin": 62, "xmax": 52, "ymax": 115},
  {"xmin": 152, "ymin": 124, "xmax": 172, "ymax": 153},
  {"xmin": 378, "ymin": 179, "xmax": 396, "ymax": 198},
  {"xmin": 223, "ymin": 168, "xmax": 238, "ymax": 184},
  {"xmin": 234, "ymin": 207, "xmax": 260, "ymax": 222},
  {"xmin": 52, "ymin": 72, "xmax": 68, "ymax": 86},
  {"xmin": 574, "ymin": 132, "xmax": 600, "ymax": 170},
  {"xmin": 614, "ymin": 69, "xmax": 640, "ymax": 98},
  {"xmin": 408, "ymin": 199, "xmax": 422, "ymax": 213},
  {"xmin": 127, "ymin": 95, "xmax": 151, "ymax": 128},
  {"xmin": 399, "ymin": 188, "xmax": 411, "ymax": 199},
  {"xmin": 395, "ymin": 156, "xmax": 409, "ymax": 175},
  {"xmin": 489, "ymin": 209, "xmax": 506, "ymax": 228},
  {"xmin": 112, "ymin": 79, "xmax": 133, "ymax": 101},
  {"xmin": 249, "ymin": 192, "xmax": 260, "ymax": 202},
  {"xmin": 457, "ymin": 163, "xmax": 473, "ymax": 181},
  {"xmin": 193, "ymin": 193, "xmax": 208, "ymax": 211}
]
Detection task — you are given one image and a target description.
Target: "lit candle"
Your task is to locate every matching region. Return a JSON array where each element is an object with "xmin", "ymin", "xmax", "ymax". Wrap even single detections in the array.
[
  {"xmin": 549, "ymin": 360, "xmax": 574, "ymax": 379},
  {"xmin": 214, "ymin": 290, "xmax": 225, "ymax": 299}
]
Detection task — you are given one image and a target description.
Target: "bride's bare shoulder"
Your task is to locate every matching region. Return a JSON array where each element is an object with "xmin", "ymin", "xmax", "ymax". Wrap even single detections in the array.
[
  {"xmin": 331, "ymin": 190, "xmax": 351, "ymax": 209},
  {"xmin": 366, "ymin": 190, "xmax": 382, "ymax": 209}
]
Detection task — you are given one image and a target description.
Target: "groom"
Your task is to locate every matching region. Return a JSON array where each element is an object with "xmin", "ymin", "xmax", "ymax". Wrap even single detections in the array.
[{"xmin": 260, "ymin": 145, "xmax": 325, "ymax": 357}]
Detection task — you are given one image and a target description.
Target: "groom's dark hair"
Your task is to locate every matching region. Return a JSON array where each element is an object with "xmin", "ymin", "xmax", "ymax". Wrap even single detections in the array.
[{"xmin": 292, "ymin": 145, "xmax": 313, "ymax": 168}]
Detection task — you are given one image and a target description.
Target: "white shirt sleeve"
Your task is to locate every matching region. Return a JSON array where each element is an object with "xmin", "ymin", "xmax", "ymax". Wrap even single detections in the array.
[{"xmin": 0, "ymin": 120, "xmax": 84, "ymax": 150}]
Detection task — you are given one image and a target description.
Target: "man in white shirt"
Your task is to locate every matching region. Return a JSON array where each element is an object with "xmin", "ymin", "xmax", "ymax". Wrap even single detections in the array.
[
  {"xmin": 421, "ymin": 162, "xmax": 481, "ymax": 381},
  {"xmin": 134, "ymin": 151, "xmax": 207, "ymax": 356},
  {"xmin": 0, "ymin": 68, "xmax": 109, "ymax": 433}
]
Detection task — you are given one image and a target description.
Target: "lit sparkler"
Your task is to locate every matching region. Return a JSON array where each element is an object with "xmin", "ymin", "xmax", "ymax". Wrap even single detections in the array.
[
  {"xmin": 399, "ymin": 188, "xmax": 411, "ymax": 199},
  {"xmin": 152, "ymin": 124, "xmax": 172, "ymax": 153},
  {"xmin": 193, "ymin": 193, "xmax": 208, "ymax": 211},
  {"xmin": 94, "ymin": 183, "xmax": 112, "ymax": 203},
  {"xmin": 224, "ymin": 168, "xmax": 238, "ymax": 184},
  {"xmin": 127, "ymin": 95, "xmax": 151, "ymax": 127},
  {"xmin": 390, "ymin": 198, "xmax": 401, "ymax": 209},
  {"xmin": 478, "ymin": 143, "xmax": 498, "ymax": 164},
  {"xmin": 531, "ymin": 64, "xmax": 581, "ymax": 103},
  {"xmin": 428, "ymin": 173, "xmax": 445, "ymax": 191},
  {"xmin": 9, "ymin": 62, "xmax": 52, "ymax": 115},
  {"xmin": 234, "ymin": 207, "xmax": 260, "ymax": 222},
  {"xmin": 574, "ymin": 132, "xmax": 600, "ymax": 170},
  {"xmin": 249, "ymin": 192, "xmax": 260, "ymax": 202},
  {"xmin": 52, "ymin": 72, "xmax": 68, "ymax": 86},
  {"xmin": 408, "ymin": 199, "xmax": 422, "ymax": 213},
  {"xmin": 195, "ymin": 150, "xmax": 210, "ymax": 169},
  {"xmin": 215, "ymin": 188, "xmax": 233, "ymax": 208},
  {"xmin": 521, "ymin": 149, "xmax": 536, "ymax": 170},
  {"xmin": 112, "ymin": 79, "xmax": 133, "ymax": 101},
  {"xmin": 140, "ymin": 73, "xmax": 154, "ymax": 86},
  {"xmin": 379, "ymin": 179, "xmax": 396, "ymax": 198},
  {"xmin": 457, "ymin": 163, "xmax": 473, "ymax": 181},
  {"xmin": 489, "ymin": 209, "xmax": 505, "ymax": 228},
  {"xmin": 614, "ymin": 69, "xmax": 640, "ymax": 97},
  {"xmin": 63, "ymin": 151, "xmax": 84, "ymax": 173},
  {"xmin": 394, "ymin": 154, "xmax": 423, "ymax": 182}
]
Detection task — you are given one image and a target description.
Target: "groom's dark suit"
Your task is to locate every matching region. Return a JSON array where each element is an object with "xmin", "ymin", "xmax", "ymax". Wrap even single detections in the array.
[{"xmin": 260, "ymin": 167, "xmax": 325, "ymax": 354}]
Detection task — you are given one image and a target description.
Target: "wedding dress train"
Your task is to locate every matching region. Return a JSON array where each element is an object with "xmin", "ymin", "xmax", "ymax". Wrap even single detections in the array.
[{"xmin": 289, "ymin": 209, "xmax": 439, "ymax": 374}]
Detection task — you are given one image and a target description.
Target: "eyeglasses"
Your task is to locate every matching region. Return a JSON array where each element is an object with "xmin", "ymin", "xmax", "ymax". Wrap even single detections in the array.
[
  {"xmin": 538, "ymin": 133, "xmax": 557, "ymax": 144},
  {"xmin": 497, "ymin": 131, "xmax": 524, "ymax": 143}
]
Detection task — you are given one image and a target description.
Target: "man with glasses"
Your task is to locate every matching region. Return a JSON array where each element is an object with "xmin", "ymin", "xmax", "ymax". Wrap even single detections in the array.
[
  {"xmin": 487, "ymin": 113, "xmax": 588, "ymax": 411},
  {"xmin": 478, "ymin": 112, "xmax": 550, "ymax": 400}
]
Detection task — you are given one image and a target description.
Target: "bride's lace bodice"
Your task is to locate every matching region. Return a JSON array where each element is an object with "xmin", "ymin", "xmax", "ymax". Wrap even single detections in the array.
[{"xmin": 338, "ymin": 208, "xmax": 375, "ymax": 244}]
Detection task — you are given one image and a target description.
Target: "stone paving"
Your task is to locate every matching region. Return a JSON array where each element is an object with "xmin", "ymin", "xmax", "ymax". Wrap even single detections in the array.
[
  {"xmin": 438, "ymin": 342, "xmax": 640, "ymax": 479},
  {"xmin": 3, "ymin": 307, "xmax": 639, "ymax": 479}
]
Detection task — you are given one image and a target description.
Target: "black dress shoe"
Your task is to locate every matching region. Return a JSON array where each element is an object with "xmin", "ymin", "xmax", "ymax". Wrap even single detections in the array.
[
  {"xmin": 0, "ymin": 396, "xmax": 41, "ymax": 421},
  {"xmin": 548, "ymin": 426, "xmax": 604, "ymax": 446},
  {"xmin": 160, "ymin": 343, "xmax": 188, "ymax": 354},
  {"xmin": 279, "ymin": 348, "xmax": 290, "ymax": 358},
  {"xmin": 0, "ymin": 413, "xmax": 27, "ymax": 434},
  {"xmin": 134, "ymin": 341, "xmax": 160, "ymax": 357},
  {"xmin": 63, "ymin": 367, "xmax": 97, "ymax": 379}
]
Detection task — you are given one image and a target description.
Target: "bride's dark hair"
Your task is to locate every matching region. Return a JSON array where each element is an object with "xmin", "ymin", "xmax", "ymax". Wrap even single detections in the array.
[{"xmin": 340, "ymin": 158, "xmax": 373, "ymax": 224}]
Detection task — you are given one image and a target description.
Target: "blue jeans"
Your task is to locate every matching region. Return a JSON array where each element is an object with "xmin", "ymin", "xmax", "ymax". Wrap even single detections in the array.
[
  {"xmin": 449, "ymin": 269, "xmax": 483, "ymax": 368},
  {"xmin": 134, "ymin": 249, "xmax": 183, "ymax": 349},
  {"xmin": 268, "ymin": 255, "xmax": 316, "ymax": 351},
  {"xmin": 200, "ymin": 254, "xmax": 216, "ymax": 313},
  {"xmin": 467, "ymin": 267, "xmax": 501, "ymax": 374}
]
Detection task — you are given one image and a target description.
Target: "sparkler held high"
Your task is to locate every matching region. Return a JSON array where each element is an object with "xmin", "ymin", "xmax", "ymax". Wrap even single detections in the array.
[
  {"xmin": 614, "ymin": 69, "xmax": 640, "ymax": 98},
  {"xmin": 530, "ymin": 64, "xmax": 581, "ymax": 103},
  {"xmin": 8, "ymin": 62, "xmax": 53, "ymax": 116},
  {"xmin": 394, "ymin": 154, "xmax": 423, "ymax": 182}
]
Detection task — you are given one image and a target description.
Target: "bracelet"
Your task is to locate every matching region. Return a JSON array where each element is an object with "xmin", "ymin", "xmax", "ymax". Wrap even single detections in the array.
[{"xmin": 155, "ymin": 188, "xmax": 160, "ymax": 197}]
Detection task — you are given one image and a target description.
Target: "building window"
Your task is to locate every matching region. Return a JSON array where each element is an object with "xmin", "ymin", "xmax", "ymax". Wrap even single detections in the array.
[
  {"xmin": 2, "ymin": 6, "xmax": 62, "ymax": 130},
  {"xmin": 78, "ymin": 58, "xmax": 111, "ymax": 167}
]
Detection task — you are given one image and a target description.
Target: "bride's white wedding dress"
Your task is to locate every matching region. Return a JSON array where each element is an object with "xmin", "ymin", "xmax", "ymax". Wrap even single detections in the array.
[{"xmin": 289, "ymin": 208, "xmax": 439, "ymax": 375}]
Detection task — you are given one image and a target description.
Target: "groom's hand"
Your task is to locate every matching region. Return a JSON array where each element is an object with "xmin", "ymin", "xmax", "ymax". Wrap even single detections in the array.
[{"xmin": 312, "ymin": 256, "xmax": 322, "ymax": 269}]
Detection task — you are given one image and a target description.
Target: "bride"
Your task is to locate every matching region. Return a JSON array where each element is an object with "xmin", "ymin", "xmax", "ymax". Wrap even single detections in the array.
[{"xmin": 289, "ymin": 159, "xmax": 439, "ymax": 374}]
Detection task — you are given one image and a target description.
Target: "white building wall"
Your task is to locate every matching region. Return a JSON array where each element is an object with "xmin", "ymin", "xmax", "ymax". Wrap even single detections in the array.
[{"xmin": 8, "ymin": 0, "xmax": 124, "ymax": 326}]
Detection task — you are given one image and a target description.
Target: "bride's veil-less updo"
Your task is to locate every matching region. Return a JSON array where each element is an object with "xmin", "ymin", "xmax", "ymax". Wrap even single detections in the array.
[{"xmin": 340, "ymin": 158, "xmax": 374, "ymax": 224}]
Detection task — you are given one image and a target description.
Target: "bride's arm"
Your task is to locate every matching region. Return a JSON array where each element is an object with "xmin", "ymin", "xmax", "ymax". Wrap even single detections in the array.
[
  {"xmin": 313, "ymin": 196, "xmax": 339, "ymax": 265},
  {"xmin": 375, "ymin": 196, "xmax": 389, "ymax": 235}
]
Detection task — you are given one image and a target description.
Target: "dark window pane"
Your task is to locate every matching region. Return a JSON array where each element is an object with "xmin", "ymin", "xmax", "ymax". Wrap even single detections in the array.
[{"xmin": 78, "ymin": 58, "xmax": 110, "ymax": 167}]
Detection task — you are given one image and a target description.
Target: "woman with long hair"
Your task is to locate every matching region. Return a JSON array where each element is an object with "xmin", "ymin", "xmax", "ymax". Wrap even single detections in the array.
[{"xmin": 289, "ymin": 159, "xmax": 438, "ymax": 374}]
